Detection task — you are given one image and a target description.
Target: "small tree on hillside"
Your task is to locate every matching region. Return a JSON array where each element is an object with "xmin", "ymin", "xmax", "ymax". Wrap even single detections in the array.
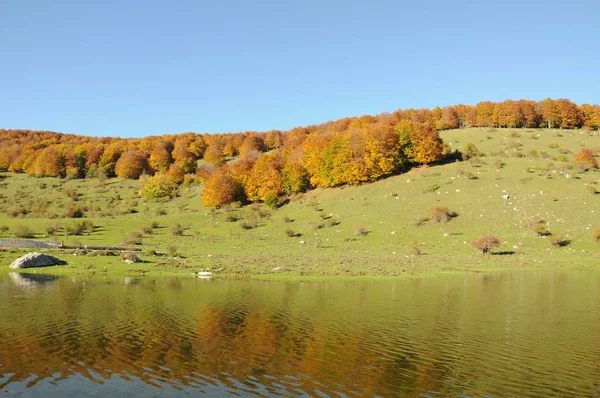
[
  {"xmin": 573, "ymin": 148, "xmax": 598, "ymax": 169},
  {"xmin": 471, "ymin": 234, "xmax": 501, "ymax": 254}
]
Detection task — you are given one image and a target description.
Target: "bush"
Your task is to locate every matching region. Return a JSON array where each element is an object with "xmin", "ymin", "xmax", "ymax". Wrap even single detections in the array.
[
  {"xmin": 462, "ymin": 142, "xmax": 481, "ymax": 160},
  {"xmin": 282, "ymin": 216, "xmax": 291, "ymax": 223},
  {"xmin": 0, "ymin": 225, "xmax": 9, "ymax": 235},
  {"xmin": 65, "ymin": 222, "xmax": 84, "ymax": 236},
  {"xmin": 141, "ymin": 173, "xmax": 178, "ymax": 199},
  {"xmin": 122, "ymin": 232, "xmax": 143, "ymax": 245},
  {"xmin": 492, "ymin": 159, "xmax": 504, "ymax": 169},
  {"xmin": 525, "ymin": 217, "xmax": 550, "ymax": 236},
  {"xmin": 409, "ymin": 246, "xmax": 422, "ymax": 256},
  {"xmin": 225, "ymin": 214, "xmax": 239, "ymax": 222},
  {"xmin": 12, "ymin": 225, "xmax": 34, "ymax": 239},
  {"xmin": 548, "ymin": 234, "xmax": 570, "ymax": 247},
  {"xmin": 573, "ymin": 148, "xmax": 598, "ymax": 169},
  {"xmin": 355, "ymin": 226, "xmax": 368, "ymax": 236},
  {"xmin": 65, "ymin": 204, "xmax": 84, "ymax": 218},
  {"xmin": 170, "ymin": 223, "xmax": 184, "ymax": 236},
  {"xmin": 431, "ymin": 206, "xmax": 457, "ymax": 223},
  {"xmin": 470, "ymin": 234, "xmax": 501, "ymax": 254},
  {"xmin": 285, "ymin": 228, "xmax": 300, "ymax": 238},
  {"xmin": 263, "ymin": 191, "xmax": 280, "ymax": 209},
  {"xmin": 410, "ymin": 217, "xmax": 428, "ymax": 227},
  {"xmin": 140, "ymin": 225, "xmax": 153, "ymax": 235},
  {"xmin": 594, "ymin": 229, "xmax": 600, "ymax": 242},
  {"xmin": 239, "ymin": 220, "xmax": 257, "ymax": 230},
  {"xmin": 150, "ymin": 221, "xmax": 160, "ymax": 229},
  {"xmin": 167, "ymin": 245, "xmax": 179, "ymax": 257}
]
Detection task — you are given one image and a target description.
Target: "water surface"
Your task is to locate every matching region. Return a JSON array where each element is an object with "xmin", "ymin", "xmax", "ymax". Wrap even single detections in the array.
[{"xmin": 1, "ymin": 269, "xmax": 599, "ymax": 397}]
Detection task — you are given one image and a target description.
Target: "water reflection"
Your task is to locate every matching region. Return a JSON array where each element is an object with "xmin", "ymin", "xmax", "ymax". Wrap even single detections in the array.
[
  {"xmin": 0, "ymin": 270, "xmax": 599, "ymax": 397},
  {"xmin": 8, "ymin": 272, "xmax": 60, "ymax": 288}
]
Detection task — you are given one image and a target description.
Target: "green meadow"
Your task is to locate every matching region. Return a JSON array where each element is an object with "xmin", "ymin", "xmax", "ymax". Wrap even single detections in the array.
[{"xmin": 0, "ymin": 127, "xmax": 598, "ymax": 279}]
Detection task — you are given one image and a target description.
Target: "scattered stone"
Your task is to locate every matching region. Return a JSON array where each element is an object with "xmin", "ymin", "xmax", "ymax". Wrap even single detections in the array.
[
  {"xmin": 121, "ymin": 253, "xmax": 142, "ymax": 264},
  {"xmin": 9, "ymin": 252, "xmax": 63, "ymax": 269},
  {"xmin": 502, "ymin": 194, "xmax": 510, "ymax": 199}
]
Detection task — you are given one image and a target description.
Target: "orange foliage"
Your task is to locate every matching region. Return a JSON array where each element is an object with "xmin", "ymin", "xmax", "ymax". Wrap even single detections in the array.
[
  {"xmin": 201, "ymin": 167, "xmax": 244, "ymax": 207},
  {"xmin": 573, "ymin": 148, "xmax": 598, "ymax": 169},
  {"xmin": 115, "ymin": 150, "xmax": 147, "ymax": 179}
]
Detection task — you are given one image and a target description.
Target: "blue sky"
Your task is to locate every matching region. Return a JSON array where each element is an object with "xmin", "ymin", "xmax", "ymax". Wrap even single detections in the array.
[{"xmin": 1, "ymin": 0, "xmax": 598, "ymax": 138}]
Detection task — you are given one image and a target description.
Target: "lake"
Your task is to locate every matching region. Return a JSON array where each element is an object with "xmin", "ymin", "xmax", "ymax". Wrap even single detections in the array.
[{"xmin": 1, "ymin": 269, "xmax": 599, "ymax": 397}]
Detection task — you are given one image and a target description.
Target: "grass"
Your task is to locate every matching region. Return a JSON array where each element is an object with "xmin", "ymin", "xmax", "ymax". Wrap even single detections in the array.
[{"xmin": 0, "ymin": 128, "xmax": 598, "ymax": 279}]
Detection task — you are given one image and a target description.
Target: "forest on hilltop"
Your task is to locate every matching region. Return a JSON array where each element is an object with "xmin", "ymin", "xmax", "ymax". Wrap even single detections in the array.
[{"xmin": 0, "ymin": 98, "xmax": 598, "ymax": 207}]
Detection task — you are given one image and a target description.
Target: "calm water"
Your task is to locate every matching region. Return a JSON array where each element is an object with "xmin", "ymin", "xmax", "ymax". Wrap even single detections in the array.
[{"xmin": 1, "ymin": 270, "xmax": 599, "ymax": 397}]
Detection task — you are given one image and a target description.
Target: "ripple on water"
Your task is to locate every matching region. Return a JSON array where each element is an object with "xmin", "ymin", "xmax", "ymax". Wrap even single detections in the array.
[{"xmin": 1, "ymin": 270, "xmax": 600, "ymax": 397}]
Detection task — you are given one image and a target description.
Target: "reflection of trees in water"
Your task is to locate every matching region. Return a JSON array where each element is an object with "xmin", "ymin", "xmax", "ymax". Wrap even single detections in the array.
[
  {"xmin": 0, "ymin": 278, "xmax": 428, "ymax": 395},
  {"xmin": 1, "ymin": 273, "xmax": 598, "ymax": 396}
]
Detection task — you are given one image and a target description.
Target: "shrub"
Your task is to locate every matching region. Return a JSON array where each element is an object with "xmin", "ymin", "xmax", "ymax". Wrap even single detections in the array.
[
  {"xmin": 462, "ymin": 142, "xmax": 481, "ymax": 160},
  {"xmin": 150, "ymin": 221, "xmax": 160, "ymax": 229},
  {"xmin": 586, "ymin": 185, "xmax": 598, "ymax": 195},
  {"xmin": 410, "ymin": 217, "xmax": 428, "ymax": 227},
  {"xmin": 225, "ymin": 214, "xmax": 239, "ymax": 222},
  {"xmin": 573, "ymin": 148, "xmax": 598, "ymax": 169},
  {"xmin": 285, "ymin": 228, "xmax": 300, "ymax": 238},
  {"xmin": 122, "ymin": 232, "xmax": 143, "ymax": 245},
  {"xmin": 140, "ymin": 225, "xmax": 153, "ymax": 235},
  {"xmin": 239, "ymin": 220, "xmax": 257, "ymax": 230},
  {"xmin": 409, "ymin": 246, "xmax": 422, "ymax": 256},
  {"xmin": 492, "ymin": 159, "xmax": 504, "ymax": 169},
  {"xmin": 63, "ymin": 188, "xmax": 80, "ymax": 201},
  {"xmin": 431, "ymin": 206, "xmax": 457, "ymax": 223},
  {"xmin": 547, "ymin": 234, "xmax": 569, "ymax": 247},
  {"xmin": 355, "ymin": 226, "xmax": 368, "ymax": 236},
  {"xmin": 170, "ymin": 223, "xmax": 184, "ymax": 236},
  {"xmin": 263, "ymin": 191, "xmax": 280, "ymax": 209},
  {"xmin": 282, "ymin": 216, "xmax": 291, "ymax": 223},
  {"xmin": 65, "ymin": 204, "xmax": 83, "ymax": 218},
  {"xmin": 470, "ymin": 234, "xmax": 501, "ymax": 254},
  {"xmin": 0, "ymin": 225, "xmax": 9, "ymax": 235},
  {"xmin": 65, "ymin": 222, "xmax": 84, "ymax": 236},
  {"xmin": 141, "ymin": 173, "xmax": 178, "ymax": 199},
  {"xmin": 167, "ymin": 245, "xmax": 179, "ymax": 257},
  {"xmin": 12, "ymin": 225, "xmax": 34, "ymax": 239},
  {"xmin": 525, "ymin": 217, "xmax": 550, "ymax": 236},
  {"xmin": 82, "ymin": 220, "xmax": 94, "ymax": 234},
  {"xmin": 594, "ymin": 229, "xmax": 600, "ymax": 242}
]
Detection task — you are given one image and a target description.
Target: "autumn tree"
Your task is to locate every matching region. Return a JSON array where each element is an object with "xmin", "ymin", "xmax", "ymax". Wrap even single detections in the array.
[
  {"xmin": 201, "ymin": 167, "xmax": 244, "ymax": 207},
  {"xmin": 470, "ymin": 234, "xmax": 501, "ymax": 254},
  {"xmin": 149, "ymin": 142, "xmax": 173, "ymax": 174},
  {"xmin": 244, "ymin": 154, "xmax": 284, "ymax": 202},
  {"xmin": 33, "ymin": 147, "xmax": 66, "ymax": 177},
  {"xmin": 115, "ymin": 150, "xmax": 147, "ymax": 179},
  {"xmin": 573, "ymin": 148, "xmax": 598, "ymax": 169},
  {"xmin": 204, "ymin": 143, "xmax": 226, "ymax": 165},
  {"xmin": 409, "ymin": 124, "xmax": 444, "ymax": 164},
  {"xmin": 141, "ymin": 173, "xmax": 178, "ymax": 199}
]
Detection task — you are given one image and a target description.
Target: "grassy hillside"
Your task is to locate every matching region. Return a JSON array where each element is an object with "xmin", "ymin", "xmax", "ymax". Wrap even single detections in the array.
[{"xmin": 0, "ymin": 128, "xmax": 598, "ymax": 279}]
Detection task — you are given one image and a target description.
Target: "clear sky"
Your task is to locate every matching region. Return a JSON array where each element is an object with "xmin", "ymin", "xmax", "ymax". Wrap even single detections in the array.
[{"xmin": 1, "ymin": 0, "xmax": 598, "ymax": 138}]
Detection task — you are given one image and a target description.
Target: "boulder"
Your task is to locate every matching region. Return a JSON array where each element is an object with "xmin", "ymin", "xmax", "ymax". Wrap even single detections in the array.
[{"xmin": 9, "ymin": 252, "xmax": 63, "ymax": 269}]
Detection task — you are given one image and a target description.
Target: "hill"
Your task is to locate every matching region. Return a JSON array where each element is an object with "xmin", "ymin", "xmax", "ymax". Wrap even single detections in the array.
[{"xmin": 0, "ymin": 127, "xmax": 598, "ymax": 279}]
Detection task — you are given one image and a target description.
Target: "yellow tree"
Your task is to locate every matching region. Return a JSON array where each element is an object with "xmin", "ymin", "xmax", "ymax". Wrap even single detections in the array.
[
  {"xmin": 244, "ymin": 154, "xmax": 284, "ymax": 202},
  {"xmin": 201, "ymin": 167, "xmax": 244, "ymax": 207},
  {"xmin": 115, "ymin": 150, "xmax": 147, "ymax": 179}
]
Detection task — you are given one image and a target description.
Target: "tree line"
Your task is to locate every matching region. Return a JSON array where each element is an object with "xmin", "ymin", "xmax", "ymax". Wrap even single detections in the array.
[{"xmin": 0, "ymin": 98, "xmax": 598, "ymax": 207}]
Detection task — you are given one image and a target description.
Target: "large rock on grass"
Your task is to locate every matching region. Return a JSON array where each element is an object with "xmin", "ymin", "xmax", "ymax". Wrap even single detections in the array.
[{"xmin": 9, "ymin": 252, "xmax": 63, "ymax": 269}]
